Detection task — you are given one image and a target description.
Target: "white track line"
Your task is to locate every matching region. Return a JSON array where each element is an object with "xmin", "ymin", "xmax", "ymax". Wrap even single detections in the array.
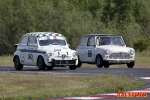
[{"xmin": 139, "ymin": 77, "xmax": 150, "ymax": 79}]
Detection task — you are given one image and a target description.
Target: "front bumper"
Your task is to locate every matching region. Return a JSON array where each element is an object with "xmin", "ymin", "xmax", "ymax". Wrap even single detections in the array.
[
  {"xmin": 104, "ymin": 59, "xmax": 134, "ymax": 64},
  {"xmin": 49, "ymin": 59, "xmax": 76, "ymax": 66}
]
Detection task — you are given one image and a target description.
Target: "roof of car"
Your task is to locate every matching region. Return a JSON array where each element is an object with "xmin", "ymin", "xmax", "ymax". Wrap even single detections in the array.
[
  {"xmin": 82, "ymin": 34, "xmax": 120, "ymax": 37},
  {"xmin": 22, "ymin": 32, "xmax": 64, "ymax": 38}
]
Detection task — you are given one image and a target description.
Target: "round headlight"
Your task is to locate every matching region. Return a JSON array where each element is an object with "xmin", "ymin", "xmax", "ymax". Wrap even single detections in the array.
[
  {"xmin": 130, "ymin": 49, "xmax": 135, "ymax": 55},
  {"xmin": 105, "ymin": 49, "xmax": 111, "ymax": 55},
  {"xmin": 47, "ymin": 52, "xmax": 53, "ymax": 57},
  {"xmin": 73, "ymin": 52, "xmax": 77, "ymax": 57}
]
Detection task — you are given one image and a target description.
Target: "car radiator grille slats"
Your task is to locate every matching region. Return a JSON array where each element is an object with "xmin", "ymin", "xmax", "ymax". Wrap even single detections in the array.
[
  {"xmin": 109, "ymin": 52, "xmax": 130, "ymax": 59},
  {"xmin": 55, "ymin": 60, "xmax": 75, "ymax": 65}
]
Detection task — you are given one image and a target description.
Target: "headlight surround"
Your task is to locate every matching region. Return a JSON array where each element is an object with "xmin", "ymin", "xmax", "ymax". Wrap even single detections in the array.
[
  {"xmin": 47, "ymin": 52, "xmax": 53, "ymax": 57},
  {"xmin": 105, "ymin": 49, "xmax": 111, "ymax": 55},
  {"xmin": 130, "ymin": 49, "xmax": 135, "ymax": 55},
  {"xmin": 72, "ymin": 52, "xmax": 77, "ymax": 57}
]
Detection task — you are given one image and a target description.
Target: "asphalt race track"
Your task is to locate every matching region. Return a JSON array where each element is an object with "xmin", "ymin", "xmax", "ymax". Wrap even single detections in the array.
[{"xmin": 0, "ymin": 66, "xmax": 150, "ymax": 100}]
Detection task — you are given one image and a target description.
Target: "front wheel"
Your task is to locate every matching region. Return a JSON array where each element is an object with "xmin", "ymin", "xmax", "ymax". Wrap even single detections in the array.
[
  {"xmin": 96, "ymin": 55, "xmax": 103, "ymax": 68},
  {"xmin": 127, "ymin": 61, "xmax": 135, "ymax": 68},
  {"xmin": 14, "ymin": 56, "xmax": 23, "ymax": 70},
  {"xmin": 69, "ymin": 66, "xmax": 77, "ymax": 70},
  {"xmin": 37, "ymin": 56, "xmax": 46, "ymax": 70}
]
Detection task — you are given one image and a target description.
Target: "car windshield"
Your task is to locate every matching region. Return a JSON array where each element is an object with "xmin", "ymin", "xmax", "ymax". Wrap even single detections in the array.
[
  {"xmin": 96, "ymin": 36, "xmax": 125, "ymax": 46},
  {"xmin": 39, "ymin": 36, "xmax": 66, "ymax": 46}
]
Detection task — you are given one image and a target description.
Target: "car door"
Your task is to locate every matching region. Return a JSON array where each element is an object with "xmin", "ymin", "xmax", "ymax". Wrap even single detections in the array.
[
  {"xmin": 26, "ymin": 36, "xmax": 38, "ymax": 65},
  {"xmin": 85, "ymin": 36, "xmax": 96, "ymax": 62}
]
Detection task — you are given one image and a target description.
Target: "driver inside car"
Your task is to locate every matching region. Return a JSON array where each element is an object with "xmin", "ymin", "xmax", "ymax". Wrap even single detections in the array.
[{"xmin": 100, "ymin": 38, "xmax": 110, "ymax": 45}]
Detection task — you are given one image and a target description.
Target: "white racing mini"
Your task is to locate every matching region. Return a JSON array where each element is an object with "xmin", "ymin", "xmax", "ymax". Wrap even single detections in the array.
[
  {"xmin": 76, "ymin": 34, "xmax": 135, "ymax": 68},
  {"xmin": 13, "ymin": 32, "xmax": 78, "ymax": 70}
]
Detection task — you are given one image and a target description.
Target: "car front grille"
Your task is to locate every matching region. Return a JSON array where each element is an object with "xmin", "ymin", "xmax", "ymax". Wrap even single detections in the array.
[
  {"xmin": 55, "ymin": 60, "xmax": 75, "ymax": 65},
  {"xmin": 109, "ymin": 52, "xmax": 130, "ymax": 59}
]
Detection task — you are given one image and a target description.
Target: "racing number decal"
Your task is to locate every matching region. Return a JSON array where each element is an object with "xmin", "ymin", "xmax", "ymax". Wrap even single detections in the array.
[
  {"xmin": 88, "ymin": 50, "xmax": 92, "ymax": 57},
  {"xmin": 28, "ymin": 54, "xmax": 33, "ymax": 59}
]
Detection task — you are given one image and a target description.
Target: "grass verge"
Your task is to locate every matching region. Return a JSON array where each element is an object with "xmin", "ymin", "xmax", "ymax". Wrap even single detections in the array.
[
  {"xmin": 0, "ymin": 72, "xmax": 146, "ymax": 100},
  {"xmin": 0, "ymin": 55, "xmax": 13, "ymax": 66}
]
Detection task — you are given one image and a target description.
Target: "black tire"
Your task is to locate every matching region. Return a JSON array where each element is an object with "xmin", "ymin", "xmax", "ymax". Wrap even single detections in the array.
[
  {"xmin": 127, "ymin": 61, "xmax": 135, "ymax": 68},
  {"xmin": 47, "ymin": 66, "xmax": 53, "ymax": 70},
  {"xmin": 104, "ymin": 63, "xmax": 110, "ymax": 68},
  {"xmin": 69, "ymin": 66, "xmax": 77, "ymax": 70},
  {"xmin": 96, "ymin": 55, "xmax": 103, "ymax": 68},
  {"xmin": 14, "ymin": 56, "xmax": 23, "ymax": 70},
  {"xmin": 77, "ymin": 56, "xmax": 82, "ymax": 68},
  {"xmin": 37, "ymin": 56, "xmax": 46, "ymax": 70}
]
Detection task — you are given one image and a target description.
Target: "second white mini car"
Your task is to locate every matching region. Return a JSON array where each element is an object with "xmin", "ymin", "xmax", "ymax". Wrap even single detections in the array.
[
  {"xmin": 13, "ymin": 32, "xmax": 78, "ymax": 70},
  {"xmin": 76, "ymin": 34, "xmax": 135, "ymax": 68}
]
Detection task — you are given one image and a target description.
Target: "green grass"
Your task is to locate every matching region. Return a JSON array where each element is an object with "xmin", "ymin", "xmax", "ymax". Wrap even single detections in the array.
[
  {"xmin": 134, "ymin": 51, "xmax": 150, "ymax": 68},
  {"xmin": 0, "ymin": 72, "xmax": 146, "ymax": 100},
  {"xmin": 0, "ymin": 55, "xmax": 13, "ymax": 66}
]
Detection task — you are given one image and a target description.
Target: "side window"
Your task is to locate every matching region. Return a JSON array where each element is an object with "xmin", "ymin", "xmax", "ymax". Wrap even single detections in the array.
[
  {"xmin": 79, "ymin": 37, "xmax": 87, "ymax": 46},
  {"xmin": 28, "ymin": 36, "xmax": 37, "ymax": 46},
  {"xmin": 87, "ymin": 37, "xmax": 91, "ymax": 46},
  {"xmin": 87, "ymin": 37, "xmax": 95, "ymax": 46},
  {"xmin": 90, "ymin": 37, "xmax": 95, "ymax": 45},
  {"xmin": 19, "ymin": 36, "xmax": 28, "ymax": 46}
]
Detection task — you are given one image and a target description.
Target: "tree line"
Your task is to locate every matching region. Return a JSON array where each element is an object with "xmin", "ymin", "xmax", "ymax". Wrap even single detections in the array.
[{"xmin": 0, "ymin": 0, "xmax": 150, "ymax": 55}]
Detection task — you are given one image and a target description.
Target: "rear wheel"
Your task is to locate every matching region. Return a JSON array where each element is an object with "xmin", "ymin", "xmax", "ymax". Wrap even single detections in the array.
[
  {"xmin": 127, "ymin": 61, "xmax": 135, "ymax": 68},
  {"xmin": 69, "ymin": 66, "xmax": 77, "ymax": 70},
  {"xmin": 96, "ymin": 55, "xmax": 103, "ymax": 68},
  {"xmin": 37, "ymin": 56, "xmax": 46, "ymax": 70},
  {"xmin": 14, "ymin": 56, "xmax": 23, "ymax": 70}
]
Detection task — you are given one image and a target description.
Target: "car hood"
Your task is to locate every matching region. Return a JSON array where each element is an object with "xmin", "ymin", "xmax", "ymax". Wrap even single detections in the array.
[
  {"xmin": 38, "ymin": 45, "xmax": 74, "ymax": 52},
  {"xmin": 98, "ymin": 45, "xmax": 133, "ymax": 52}
]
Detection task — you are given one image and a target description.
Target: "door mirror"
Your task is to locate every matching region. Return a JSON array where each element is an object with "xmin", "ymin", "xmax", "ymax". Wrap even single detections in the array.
[
  {"xmin": 14, "ymin": 44, "xmax": 18, "ymax": 51},
  {"xmin": 67, "ymin": 44, "xmax": 70, "ymax": 46}
]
